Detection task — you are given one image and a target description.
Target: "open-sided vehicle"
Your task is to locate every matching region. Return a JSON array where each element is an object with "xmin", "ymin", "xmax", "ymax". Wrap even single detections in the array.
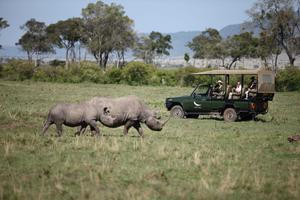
[{"xmin": 165, "ymin": 68, "xmax": 275, "ymax": 121}]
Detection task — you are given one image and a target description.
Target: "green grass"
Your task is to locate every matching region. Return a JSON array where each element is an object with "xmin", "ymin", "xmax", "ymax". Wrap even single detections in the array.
[{"xmin": 0, "ymin": 80, "xmax": 300, "ymax": 200}]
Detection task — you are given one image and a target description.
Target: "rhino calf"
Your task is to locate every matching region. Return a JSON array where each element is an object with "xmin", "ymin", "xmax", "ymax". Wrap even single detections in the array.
[{"xmin": 42, "ymin": 102, "xmax": 114, "ymax": 137}]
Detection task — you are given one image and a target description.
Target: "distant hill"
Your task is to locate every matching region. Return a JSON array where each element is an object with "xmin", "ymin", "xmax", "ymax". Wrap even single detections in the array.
[
  {"xmin": 168, "ymin": 31, "xmax": 199, "ymax": 57},
  {"xmin": 0, "ymin": 23, "xmax": 259, "ymax": 59},
  {"xmin": 219, "ymin": 22, "xmax": 260, "ymax": 38}
]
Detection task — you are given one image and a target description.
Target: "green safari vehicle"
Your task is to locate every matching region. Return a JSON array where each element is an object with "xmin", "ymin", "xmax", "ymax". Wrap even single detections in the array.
[{"xmin": 165, "ymin": 69, "xmax": 275, "ymax": 122}]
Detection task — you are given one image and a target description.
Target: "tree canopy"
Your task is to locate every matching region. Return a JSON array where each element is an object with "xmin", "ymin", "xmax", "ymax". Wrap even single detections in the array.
[
  {"xmin": 16, "ymin": 18, "xmax": 53, "ymax": 63},
  {"xmin": 247, "ymin": 0, "xmax": 300, "ymax": 66},
  {"xmin": 47, "ymin": 18, "xmax": 83, "ymax": 69},
  {"xmin": 133, "ymin": 31, "xmax": 173, "ymax": 64},
  {"xmin": 0, "ymin": 18, "xmax": 9, "ymax": 49},
  {"xmin": 81, "ymin": 1, "xmax": 136, "ymax": 69}
]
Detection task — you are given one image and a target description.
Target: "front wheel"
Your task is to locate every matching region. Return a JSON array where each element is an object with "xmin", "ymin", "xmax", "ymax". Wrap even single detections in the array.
[
  {"xmin": 223, "ymin": 108, "xmax": 237, "ymax": 122},
  {"xmin": 170, "ymin": 105, "xmax": 185, "ymax": 118}
]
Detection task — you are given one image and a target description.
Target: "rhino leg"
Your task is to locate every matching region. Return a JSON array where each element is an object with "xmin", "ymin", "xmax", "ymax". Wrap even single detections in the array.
[
  {"xmin": 55, "ymin": 123, "xmax": 63, "ymax": 137},
  {"xmin": 123, "ymin": 121, "xmax": 136, "ymax": 136},
  {"xmin": 123, "ymin": 121, "xmax": 135, "ymax": 136},
  {"xmin": 133, "ymin": 122, "xmax": 144, "ymax": 137},
  {"xmin": 88, "ymin": 120, "xmax": 100, "ymax": 137},
  {"xmin": 75, "ymin": 124, "xmax": 87, "ymax": 136},
  {"xmin": 41, "ymin": 120, "xmax": 52, "ymax": 136}
]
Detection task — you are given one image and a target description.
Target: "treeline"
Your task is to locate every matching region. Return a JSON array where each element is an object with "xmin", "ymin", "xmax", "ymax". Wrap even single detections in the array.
[
  {"xmin": 1, "ymin": 0, "xmax": 300, "ymax": 71},
  {"xmin": 0, "ymin": 60, "xmax": 299, "ymax": 91},
  {"xmin": 0, "ymin": 1, "xmax": 172, "ymax": 70}
]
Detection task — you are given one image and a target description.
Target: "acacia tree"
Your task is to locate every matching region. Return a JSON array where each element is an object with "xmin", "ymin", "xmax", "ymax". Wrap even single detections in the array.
[
  {"xmin": 247, "ymin": 0, "xmax": 300, "ymax": 66},
  {"xmin": 16, "ymin": 19, "xmax": 53, "ymax": 64},
  {"xmin": 133, "ymin": 31, "xmax": 172, "ymax": 64},
  {"xmin": 226, "ymin": 32, "xmax": 259, "ymax": 69},
  {"xmin": 47, "ymin": 18, "xmax": 83, "ymax": 69},
  {"xmin": 188, "ymin": 28, "xmax": 228, "ymax": 67},
  {"xmin": 82, "ymin": 1, "xmax": 136, "ymax": 69},
  {"xmin": 0, "ymin": 18, "xmax": 9, "ymax": 49},
  {"xmin": 257, "ymin": 31, "xmax": 281, "ymax": 70}
]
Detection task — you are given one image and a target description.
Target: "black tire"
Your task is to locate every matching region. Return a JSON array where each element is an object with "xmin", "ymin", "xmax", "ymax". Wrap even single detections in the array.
[
  {"xmin": 223, "ymin": 108, "xmax": 237, "ymax": 122},
  {"xmin": 170, "ymin": 105, "xmax": 185, "ymax": 118}
]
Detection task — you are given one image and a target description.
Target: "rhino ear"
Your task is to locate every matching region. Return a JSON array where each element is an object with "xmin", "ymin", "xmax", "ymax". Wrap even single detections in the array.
[{"xmin": 103, "ymin": 107, "xmax": 110, "ymax": 115}]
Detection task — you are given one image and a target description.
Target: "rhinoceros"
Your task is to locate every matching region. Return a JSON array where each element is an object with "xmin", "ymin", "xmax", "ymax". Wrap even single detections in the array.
[
  {"xmin": 87, "ymin": 96, "xmax": 170, "ymax": 137},
  {"xmin": 41, "ymin": 102, "xmax": 115, "ymax": 137}
]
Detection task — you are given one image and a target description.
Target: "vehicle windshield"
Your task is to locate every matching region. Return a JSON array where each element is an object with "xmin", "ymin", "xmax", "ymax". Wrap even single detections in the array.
[{"xmin": 192, "ymin": 84, "xmax": 210, "ymax": 96}]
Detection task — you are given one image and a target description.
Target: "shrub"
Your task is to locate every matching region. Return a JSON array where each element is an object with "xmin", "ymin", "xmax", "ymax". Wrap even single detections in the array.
[
  {"xmin": 106, "ymin": 68, "xmax": 124, "ymax": 84},
  {"xmin": 276, "ymin": 66, "xmax": 300, "ymax": 91},
  {"xmin": 49, "ymin": 59, "xmax": 65, "ymax": 67},
  {"xmin": 79, "ymin": 65, "xmax": 104, "ymax": 83},
  {"xmin": 1, "ymin": 60, "xmax": 35, "ymax": 81},
  {"xmin": 173, "ymin": 66, "xmax": 210, "ymax": 87},
  {"xmin": 33, "ymin": 66, "xmax": 67, "ymax": 82},
  {"xmin": 122, "ymin": 62, "xmax": 155, "ymax": 85},
  {"xmin": 153, "ymin": 69, "xmax": 177, "ymax": 86}
]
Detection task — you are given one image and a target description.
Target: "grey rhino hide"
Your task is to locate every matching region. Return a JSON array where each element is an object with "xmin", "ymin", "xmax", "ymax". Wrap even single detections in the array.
[
  {"xmin": 88, "ymin": 96, "xmax": 170, "ymax": 137},
  {"xmin": 41, "ymin": 102, "xmax": 115, "ymax": 137}
]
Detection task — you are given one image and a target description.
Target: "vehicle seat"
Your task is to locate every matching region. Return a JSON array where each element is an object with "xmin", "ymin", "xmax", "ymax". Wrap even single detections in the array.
[{"xmin": 225, "ymin": 85, "xmax": 232, "ymax": 99}]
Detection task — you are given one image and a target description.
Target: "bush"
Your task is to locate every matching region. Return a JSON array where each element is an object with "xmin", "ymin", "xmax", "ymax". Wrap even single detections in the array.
[
  {"xmin": 33, "ymin": 66, "xmax": 67, "ymax": 82},
  {"xmin": 49, "ymin": 59, "xmax": 65, "ymax": 67},
  {"xmin": 1, "ymin": 60, "xmax": 35, "ymax": 81},
  {"xmin": 106, "ymin": 68, "xmax": 124, "ymax": 84},
  {"xmin": 79, "ymin": 65, "xmax": 104, "ymax": 83},
  {"xmin": 33, "ymin": 64, "xmax": 105, "ymax": 83},
  {"xmin": 173, "ymin": 66, "xmax": 210, "ymax": 87},
  {"xmin": 122, "ymin": 62, "xmax": 155, "ymax": 85},
  {"xmin": 276, "ymin": 66, "xmax": 300, "ymax": 91},
  {"xmin": 152, "ymin": 69, "xmax": 177, "ymax": 86}
]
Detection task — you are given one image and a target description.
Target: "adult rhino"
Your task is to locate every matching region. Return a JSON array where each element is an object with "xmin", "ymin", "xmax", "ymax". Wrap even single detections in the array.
[
  {"xmin": 41, "ymin": 102, "xmax": 115, "ymax": 137},
  {"xmin": 87, "ymin": 96, "xmax": 170, "ymax": 137}
]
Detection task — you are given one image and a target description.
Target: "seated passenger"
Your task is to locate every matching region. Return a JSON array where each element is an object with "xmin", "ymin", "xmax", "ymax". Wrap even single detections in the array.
[
  {"xmin": 228, "ymin": 81, "xmax": 241, "ymax": 99},
  {"xmin": 212, "ymin": 80, "xmax": 223, "ymax": 96},
  {"xmin": 245, "ymin": 76, "xmax": 257, "ymax": 99}
]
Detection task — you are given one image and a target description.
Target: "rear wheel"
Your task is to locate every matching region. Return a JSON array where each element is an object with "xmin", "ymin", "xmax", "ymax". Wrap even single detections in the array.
[
  {"xmin": 170, "ymin": 105, "xmax": 185, "ymax": 118},
  {"xmin": 223, "ymin": 108, "xmax": 237, "ymax": 122}
]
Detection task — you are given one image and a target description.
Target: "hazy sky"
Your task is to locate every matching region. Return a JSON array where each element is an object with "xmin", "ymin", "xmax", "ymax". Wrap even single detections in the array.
[{"xmin": 0, "ymin": 0, "xmax": 257, "ymax": 46}]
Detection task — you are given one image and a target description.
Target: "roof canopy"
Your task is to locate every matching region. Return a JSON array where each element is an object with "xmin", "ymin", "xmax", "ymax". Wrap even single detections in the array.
[{"xmin": 192, "ymin": 69, "xmax": 261, "ymax": 75}]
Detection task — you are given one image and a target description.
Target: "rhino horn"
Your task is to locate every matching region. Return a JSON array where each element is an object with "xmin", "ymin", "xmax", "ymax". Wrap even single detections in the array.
[{"xmin": 161, "ymin": 116, "xmax": 171, "ymax": 127}]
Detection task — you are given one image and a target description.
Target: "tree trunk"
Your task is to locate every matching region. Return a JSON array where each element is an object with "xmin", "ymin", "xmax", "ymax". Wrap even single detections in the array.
[
  {"xmin": 274, "ymin": 53, "xmax": 279, "ymax": 72},
  {"xmin": 78, "ymin": 45, "xmax": 81, "ymax": 62},
  {"xmin": 27, "ymin": 51, "xmax": 33, "ymax": 62},
  {"xmin": 121, "ymin": 51, "xmax": 125, "ymax": 67},
  {"xmin": 221, "ymin": 58, "xmax": 225, "ymax": 68},
  {"xmin": 287, "ymin": 53, "xmax": 295, "ymax": 66},
  {"xmin": 281, "ymin": 43, "xmax": 295, "ymax": 66},
  {"xmin": 103, "ymin": 52, "xmax": 109, "ymax": 69},
  {"xmin": 228, "ymin": 57, "xmax": 238, "ymax": 69},
  {"xmin": 65, "ymin": 48, "xmax": 70, "ymax": 70}
]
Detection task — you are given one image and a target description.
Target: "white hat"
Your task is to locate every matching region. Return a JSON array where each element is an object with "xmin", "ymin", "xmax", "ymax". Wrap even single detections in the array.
[{"xmin": 217, "ymin": 80, "xmax": 222, "ymax": 83}]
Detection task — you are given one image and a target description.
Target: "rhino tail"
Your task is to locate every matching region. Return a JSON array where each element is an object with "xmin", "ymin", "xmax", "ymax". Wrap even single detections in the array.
[
  {"xmin": 41, "ymin": 112, "xmax": 52, "ymax": 135},
  {"xmin": 162, "ymin": 116, "xmax": 171, "ymax": 127}
]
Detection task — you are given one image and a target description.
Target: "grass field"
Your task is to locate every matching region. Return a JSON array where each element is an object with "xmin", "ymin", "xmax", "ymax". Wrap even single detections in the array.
[{"xmin": 0, "ymin": 80, "xmax": 300, "ymax": 200}]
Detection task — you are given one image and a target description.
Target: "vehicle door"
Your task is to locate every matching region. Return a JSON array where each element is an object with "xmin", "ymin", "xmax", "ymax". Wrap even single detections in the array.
[
  {"xmin": 210, "ymin": 95, "xmax": 225, "ymax": 111},
  {"xmin": 187, "ymin": 85, "xmax": 211, "ymax": 113}
]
